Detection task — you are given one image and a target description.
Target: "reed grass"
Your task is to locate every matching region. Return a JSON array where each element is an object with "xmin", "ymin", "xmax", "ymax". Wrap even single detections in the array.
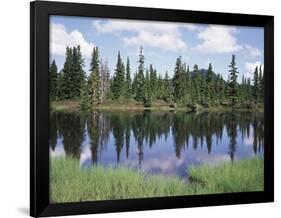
[{"xmin": 50, "ymin": 157, "xmax": 263, "ymax": 203}]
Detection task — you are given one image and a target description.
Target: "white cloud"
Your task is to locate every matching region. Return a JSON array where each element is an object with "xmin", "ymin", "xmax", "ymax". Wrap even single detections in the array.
[
  {"xmin": 50, "ymin": 23, "xmax": 95, "ymax": 57},
  {"xmin": 123, "ymin": 155, "xmax": 185, "ymax": 175},
  {"xmin": 243, "ymin": 44, "xmax": 262, "ymax": 59},
  {"xmin": 123, "ymin": 31, "xmax": 186, "ymax": 52},
  {"xmin": 94, "ymin": 20, "xmax": 178, "ymax": 35},
  {"xmin": 244, "ymin": 61, "xmax": 263, "ymax": 79},
  {"xmin": 193, "ymin": 25, "xmax": 242, "ymax": 54},
  {"xmin": 93, "ymin": 20, "xmax": 187, "ymax": 52},
  {"xmin": 183, "ymin": 24, "xmax": 202, "ymax": 31}
]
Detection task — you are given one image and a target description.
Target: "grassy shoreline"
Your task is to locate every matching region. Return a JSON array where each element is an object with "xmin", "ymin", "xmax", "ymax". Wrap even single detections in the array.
[
  {"xmin": 50, "ymin": 157, "xmax": 264, "ymax": 203},
  {"xmin": 50, "ymin": 100, "xmax": 264, "ymax": 112}
]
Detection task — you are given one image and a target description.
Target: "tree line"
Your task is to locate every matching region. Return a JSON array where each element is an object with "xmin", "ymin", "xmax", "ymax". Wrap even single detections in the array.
[{"xmin": 49, "ymin": 45, "xmax": 264, "ymax": 108}]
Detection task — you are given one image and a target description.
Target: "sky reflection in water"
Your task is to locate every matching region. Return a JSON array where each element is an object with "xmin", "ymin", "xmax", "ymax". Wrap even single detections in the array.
[{"xmin": 49, "ymin": 111, "xmax": 264, "ymax": 177}]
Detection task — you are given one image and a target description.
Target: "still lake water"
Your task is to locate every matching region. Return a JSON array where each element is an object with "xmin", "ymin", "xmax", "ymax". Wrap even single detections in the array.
[{"xmin": 49, "ymin": 110, "xmax": 264, "ymax": 177}]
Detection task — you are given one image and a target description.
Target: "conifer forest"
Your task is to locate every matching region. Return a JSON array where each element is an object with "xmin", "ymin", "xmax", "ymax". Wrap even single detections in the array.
[{"xmin": 49, "ymin": 45, "xmax": 264, "ymax": 110}]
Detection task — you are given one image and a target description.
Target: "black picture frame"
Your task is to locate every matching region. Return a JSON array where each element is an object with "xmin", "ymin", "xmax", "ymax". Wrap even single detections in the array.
[{"xmin": 30, "ymin": 1, "xmax": 274, "ymax": 217}]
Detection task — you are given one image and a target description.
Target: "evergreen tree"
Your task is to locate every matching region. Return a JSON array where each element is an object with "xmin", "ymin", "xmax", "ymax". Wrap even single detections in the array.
[
  {"xmin": 100, "ymin": 59, "xmax": 110, "ymax": 102},
  {"xmin": 60, "ymin": 46, "xmax": 85, "ymax": 99},
  {"xmin": 125, "ymin": 57, "xmax": 132, "ymax": 98},
  {"xmin": 72, "ymin": 46, "xmax": 85, "ymax": 98},
  {"xmin": 80, "ymin": 77, "xmax": 91, "ymax": 109},
  {"xmin": 240, "ymin": 75, "xmax": 246, "ymax": 101},
  {"xmin": 157, "ymin": 74, "xmax": 164, "ymax": 99},
  {"xmin": 228, "ymin": 55, "xmax": 239, "ymax": 106},
  {"xmin": 112, "ymin": 51, "xmax": 125, "ymax": 99},
  {"xmin": 199, "ymin": 70, "xmax": 205, "ymax": 104},
  {"xmin": 49, "ymin": 59, "xmax": 58, "ymax": 100},
  {"xmin": 185, "ymin": 65, "xmax": 191, "ymax": 104},
  {"xmin": 89, "ymin": 47, "xmax": 100, "ymax": 104},
  {"xmin": 173, "ymin": 56, "xmax": 185, "ymax": 103},
  {"xmin": 246, "ymin": 77, "xmax": 252, "ymax": 101},
  {"xmin": 225, "ymin": 77, "xmax": 230, "ymax": 102},
  {"xmin": 107, "ymin": 77, "xmax": 114, "ymax": 99},
  {"xmin": 163, "ymin": 71, "xmax": 172, "ymax": 102},
  {"xmin": 77, "ymin": 46, "xmax": 86, "ymax": 94},
  {"xmin": 253, "ymin": 66, "xmax": 259, "ymax": 103},
  {"xmin": 149, "ymin": 64, "xmax": 157, "ymax": 99},
  {"xmin": 131, "ymin": 71, "xmax": 137, "ymax": 97},
  {"xmin": 154, "ymin": 69, "xmax": 162, "ymax": 99},
  {"xmin": 61, "ymin": 46, "xmax": 74, "ymax": 99},
  {"xmin": 206, "ymin": 63, "xmax": 214, "ymax": 104},
  {"xmin": 56, "ymin": 70, "xmax": 63, "ymax": 100},
  {"xmin": 135, "ymin": 46, "xmax": 145, "ymax": 102},
  {"xmin": 192, "ymin": 64, "xmax": 201, "ymax": 104},
  {"xmin": 144, "ymin": 69, "xmax": 152, "ymax": 107},
  {"xmin": 218, "ymin": 74, "xmax": 225, "ymax": 102},
  {"xmin": 259, "ymin": 65, "xmax": 264, "ymax": 101}
]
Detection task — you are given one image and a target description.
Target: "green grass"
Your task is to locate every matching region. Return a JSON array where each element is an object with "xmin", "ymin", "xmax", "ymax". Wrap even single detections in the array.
[
  {"xmin": 50, "ymin": 157, "xmax": 264, "ymax": 203},
  {"xmin": 188, "ymin": 158, "xmax": 264, "ymax": 194}
]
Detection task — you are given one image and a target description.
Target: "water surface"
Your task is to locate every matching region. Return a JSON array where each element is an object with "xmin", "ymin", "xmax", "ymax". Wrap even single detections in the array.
[{"xmin": 49, "ymin": 110, "xmax": 264, "ymax": 177}]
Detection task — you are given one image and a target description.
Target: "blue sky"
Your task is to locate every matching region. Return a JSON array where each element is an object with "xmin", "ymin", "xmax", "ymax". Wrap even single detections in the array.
[{"xmin": 50, "ymin": 15, "xmax": 264, "ymax": 82}]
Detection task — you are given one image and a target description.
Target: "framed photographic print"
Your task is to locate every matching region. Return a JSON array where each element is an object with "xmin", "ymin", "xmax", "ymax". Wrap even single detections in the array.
[{"xmin": 30, "ymin": 1, "xmax": 274, "ymax": 217}]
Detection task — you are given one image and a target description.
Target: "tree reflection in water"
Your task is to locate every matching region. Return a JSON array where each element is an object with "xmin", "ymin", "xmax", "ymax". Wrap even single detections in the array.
[{"xmin": 49, "ymin": 110, "xmax": 264, "ymax": 174}]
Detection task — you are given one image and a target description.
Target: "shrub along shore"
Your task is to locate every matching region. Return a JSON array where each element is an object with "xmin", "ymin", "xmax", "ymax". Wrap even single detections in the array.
[
  {"xmin": 50, "ymin": 157, "xmax": 264, "ymax": 203},
  {"xmin": 50, "ymin": 99, "xmax": 264, "ymax": 112}
]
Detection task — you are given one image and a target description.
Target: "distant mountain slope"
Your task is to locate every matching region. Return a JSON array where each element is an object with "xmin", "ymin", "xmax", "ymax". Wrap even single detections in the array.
[{"xmin": 191, "ymin": 69, "xmax": 221, "ymax": 80}]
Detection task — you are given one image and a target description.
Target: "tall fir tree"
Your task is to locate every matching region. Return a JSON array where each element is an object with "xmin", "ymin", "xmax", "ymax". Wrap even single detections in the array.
[
  {"xmin": 72, "ymin": 45, "xmax": 85, "ymax": 98},
  {"xmin": 144, "ymin": 69, "xmax": 152, "ymax": 107},
  {"xmin": 163, "ymin": 71, "xmax": 172, "ymax": 102},
  {"xmin": 228, "ymin": 55, "xmax": 239, "ymax": 106},
  {"xmin": 100, "ymin": 59, "xmax": 110, "ymax": 102},
  {"xmin": 125, "ymin": 57, "xmax": 132, "ymax": 98},
  {"xmin": 206, "ymin": 63, "xmax": 214, "ymax": 104},
  {"xmin": 56, "ymin": 70, "xmax": 63, "ymax": 100},
  {"xmin": 49, "ymin": 59, "xmax": 58, "ymax": 100},
  {"xmin": 246, "ymin": 77, "xmax": 252, "ymax": 101},
  {"xmin": 89, "ymin": 47, "xmax": 101, "ymax": 104},
  {"xmin": 149, "ymin": 64, "xmax": 157, "ymax": 99},
  {"xmin": 131, "ymin": 71, "xmax": 138, "ymax": 97},
  {"xmin": 241, "ymin": 75, "xmax": 246, "ymax": 101},
  {"xmin": 173, "ymin": 56, "xmax": 185, "ymax": 103},
  {"xmin": 157, "ymin": 74, "xmax": 164, "ymax": 99},
  {"xmin": 135, "ymin": 46, "xmax": 145, "ymax": 102},
  {"xmin": 77, "ymin": 45, "xmax": 86, "ymax": 96},
  {"xmin": 192, "ymin": 64, "xmax": 201, "ymax": 104},
  {"xmin": 199, "ymin": 69, "xmax": 205, "ymax": 104},
  {"xmin": 80, "ymin": 77, "xmax": 91, "ymax": 109},
  {"xmin": 259, "ymin": 65, "xmax": 264, "ymax": 101},
  {"xmin": 112, "ymin": 51, "xmax": 125, "ymax": 99},
  {"xmin": 60, "ymin": 46, "xmax": 85, "ymax": 99},
  {"xmin": 61, "ymin": 46, "xmax": 74, "ymax": 99},
  {"xmin": 218, "ymin": 74, "xmax": 225, "ymax": 102},
  {"xmin": 185, "ymin": 65, "xmax": 191, "ymax": 104},
  {"xmin": 252, "ymin": 66, "xmax": 259, "ymax": 103}
]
